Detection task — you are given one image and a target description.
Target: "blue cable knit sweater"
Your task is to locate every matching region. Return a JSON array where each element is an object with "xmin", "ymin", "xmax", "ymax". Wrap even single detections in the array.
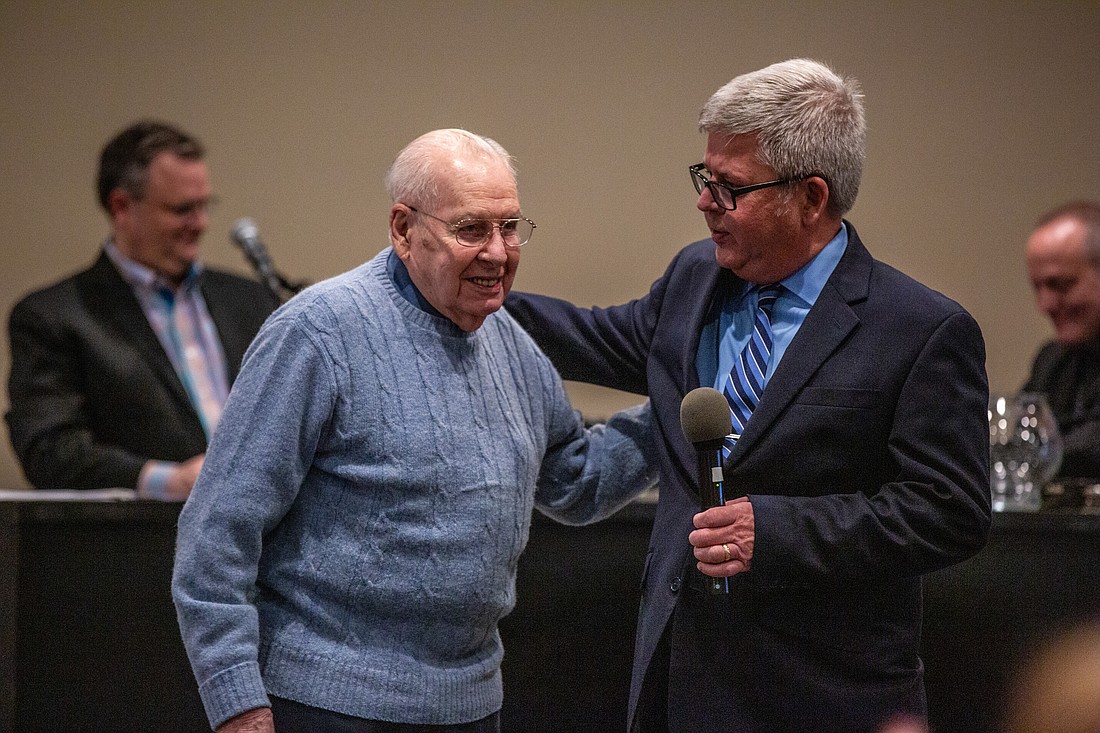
[{"xmin": 172, "ymin": 248, "xmax": 654, "ymax": 728}]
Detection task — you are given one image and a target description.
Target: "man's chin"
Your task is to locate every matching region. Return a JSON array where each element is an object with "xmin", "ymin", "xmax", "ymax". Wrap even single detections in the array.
[
  {"xmin": 1055, "ymin": 327, "xmax": 1091, "ymax": 346},
  {"xmin": 713, "ymin": 248, "xmax": 748, "ymax": 276}
]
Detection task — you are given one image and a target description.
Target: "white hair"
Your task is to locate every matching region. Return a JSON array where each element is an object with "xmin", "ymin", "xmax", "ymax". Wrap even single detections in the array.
[{"xmin": 384, "ymin": 128, "xmax": 516, "ymax": 207}]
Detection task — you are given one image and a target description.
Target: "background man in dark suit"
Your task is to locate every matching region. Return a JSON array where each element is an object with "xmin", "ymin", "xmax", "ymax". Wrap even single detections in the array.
[
  {"xmin": 506, "ymin": 58, "xmax": 991, "ymax": 732},
  {"xmin": 6, "ymin": 121, "xmax": 278, "ymax": 498},
  {"xmin": 1023, "ymin": 200, "xmax": 1100, "ymax": 481}
]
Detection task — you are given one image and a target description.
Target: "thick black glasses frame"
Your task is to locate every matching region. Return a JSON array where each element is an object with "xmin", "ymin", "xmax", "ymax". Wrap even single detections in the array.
[{"xmin": 689, "ymin": 163, "xmax": 811, "ymax": 211}]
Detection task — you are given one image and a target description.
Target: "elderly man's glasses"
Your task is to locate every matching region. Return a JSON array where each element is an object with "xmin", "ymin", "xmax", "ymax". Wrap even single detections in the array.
[
  {"xmin": 407, "ymin": 206, "xmax": 536, "ymax": 248},
  {"xmin": 689, "ymin": 164, "xmax": 809, "ymax": 211}
]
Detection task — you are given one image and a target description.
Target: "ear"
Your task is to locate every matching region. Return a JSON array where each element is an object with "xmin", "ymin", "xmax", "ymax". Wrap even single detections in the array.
[
  {"xmin": 107, "ymin": 188, "xmax": 133, "ymax": 222},
  {"xmin": 389, "ymin": 204, "xmax": 412, "ymax": 259},
  {"xmin": 801, "ymin": 176, "xmax": 831, "ymax": 225}
]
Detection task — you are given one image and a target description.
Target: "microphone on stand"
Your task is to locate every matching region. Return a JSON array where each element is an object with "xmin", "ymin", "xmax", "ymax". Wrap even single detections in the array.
[
  {"xmin": 680, "ymin": 386, "xmax": 735, "ymax": 594},
  {"xmin": 230, "ymin": 218, "xmax": 293, "ymax": 301}
]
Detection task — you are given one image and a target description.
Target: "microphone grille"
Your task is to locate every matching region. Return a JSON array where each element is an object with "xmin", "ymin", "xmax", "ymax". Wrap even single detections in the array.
[
  {"xmin": 680, "ymin": 387, "xmax": 732, "ymax": 445},
  {"xmin": 231, "ymin": 217, "xmax": 259, "ymax": 244}
]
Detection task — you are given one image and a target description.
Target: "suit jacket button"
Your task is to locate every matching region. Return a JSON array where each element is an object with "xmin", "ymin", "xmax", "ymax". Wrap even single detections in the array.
[{"xmin": 670, "ymin": 577, "xmax": 682, "ymax": 593}]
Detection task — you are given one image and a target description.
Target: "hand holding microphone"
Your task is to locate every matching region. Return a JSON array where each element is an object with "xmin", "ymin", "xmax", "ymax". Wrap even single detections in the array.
[
  {"xmin": 680, "ymin": 387, "xmax": 735, "ymax": 510},
  {"xmin": 680, "ymin": 387, "xmax": 754, "ymax": 590}
]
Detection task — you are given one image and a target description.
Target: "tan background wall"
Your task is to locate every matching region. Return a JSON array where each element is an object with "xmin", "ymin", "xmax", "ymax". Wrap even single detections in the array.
[{"xmin": 1, "ymin": 1, "xmax": 1098, "ymax": 489}]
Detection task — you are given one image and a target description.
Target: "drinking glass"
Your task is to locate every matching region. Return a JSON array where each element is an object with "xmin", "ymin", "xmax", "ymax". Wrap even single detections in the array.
[{"xmin": 988, "ymin": 392, "xmax": 1063, "ymax": 512}]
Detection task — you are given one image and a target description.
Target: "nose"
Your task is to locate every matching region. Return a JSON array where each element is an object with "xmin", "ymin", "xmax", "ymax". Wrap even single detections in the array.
[
  {"xmin": 477, "ymin": 227, "xmax": 509, "ymax": 263},
  {"xmin": 179, "ymin": 201, "xmax": 211, "ymax": 230},
  {"xmin": 189, "ymin": 208, "xmax": 210, "ymax": 230},
  {"xmin": 697, "ymin": 186, "xmax": 721, "ymax": 213},
  {"xmin": 1034, "ymin": 287, "xmax": 1059, "ymax": 316}
]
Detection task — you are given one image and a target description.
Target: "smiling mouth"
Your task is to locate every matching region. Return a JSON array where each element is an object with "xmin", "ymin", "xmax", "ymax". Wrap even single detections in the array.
[{"xmin": 469, "ymin": 276, "xmax": 500, "ymax": 288}]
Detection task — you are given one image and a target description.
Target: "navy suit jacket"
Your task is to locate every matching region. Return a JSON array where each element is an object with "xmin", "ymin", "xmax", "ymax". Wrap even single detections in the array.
[
  {"xmin": 506, "ymin": 223, "xmax": 991, "ymax": 732},
  {"xmin": 6, "ymin": 251, "xmax": 279, "ymax": 489}
]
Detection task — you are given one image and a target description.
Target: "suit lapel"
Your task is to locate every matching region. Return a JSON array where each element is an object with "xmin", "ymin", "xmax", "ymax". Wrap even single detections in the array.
[
  {"xmin": 201, "ymin": 275, "xmax": 244, "ymax": 382},
  {"xmin": 77, "ymin": 252, "xmax": 198, "ymax": 419},
  {"xmin": 666, "ymin": 250, "xmax": 728, "ymax": 501},
  {"xmin": 728, "ymin": 223, "xmax": 873, "ymax": 460},
  {"xmin": 680, "ymin": 255, "xmax": 728, "ymax": 393}
]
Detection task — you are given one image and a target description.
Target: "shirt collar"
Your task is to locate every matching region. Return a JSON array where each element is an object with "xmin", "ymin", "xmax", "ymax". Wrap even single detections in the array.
[
  {"xmin": 386, "ymin": 248, "xmax": 445, "ymax": 318},
  {"xmin": 776, "ymin": 222, "xmax": 849, "ymax": 307},
  {"xmin": 105, "ymin": 239, "xmax": 204, "ymax": 294}
]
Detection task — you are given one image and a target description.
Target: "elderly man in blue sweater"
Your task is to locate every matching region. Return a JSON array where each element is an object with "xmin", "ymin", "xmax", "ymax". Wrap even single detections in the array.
[{"xmin": 171, "ymin": 129, "xmax": 655, "ymax": 733}]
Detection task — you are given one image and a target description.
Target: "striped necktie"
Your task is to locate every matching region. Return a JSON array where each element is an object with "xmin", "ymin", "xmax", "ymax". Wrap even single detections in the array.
[
  {"xmin": 155, "ymin": 287, "xmax": 224, "ymax": 439},
  {"xmin": 722, "ymin": 285, "xmax": 782, "ymax": 458}
]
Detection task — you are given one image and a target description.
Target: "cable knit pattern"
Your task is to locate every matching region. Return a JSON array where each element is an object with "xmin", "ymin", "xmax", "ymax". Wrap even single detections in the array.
[{"xmin": 172, "ymin": 248, "xmax": 654, "ymax": 729}]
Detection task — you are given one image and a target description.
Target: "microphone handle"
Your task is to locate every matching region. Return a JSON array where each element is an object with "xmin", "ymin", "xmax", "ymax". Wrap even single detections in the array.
[
  {"xmin": 696, "ymin": 445, "xmax": 730, "ymax": 594},
  {"xmin": 243, "ymin": 241, "xmax": 285, "ymax": 300}
]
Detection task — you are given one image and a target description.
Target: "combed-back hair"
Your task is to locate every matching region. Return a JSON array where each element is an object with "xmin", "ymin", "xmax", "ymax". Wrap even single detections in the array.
[{"xmin": 699, "ymin": 58, "xmax": 865, "ymax": 217}]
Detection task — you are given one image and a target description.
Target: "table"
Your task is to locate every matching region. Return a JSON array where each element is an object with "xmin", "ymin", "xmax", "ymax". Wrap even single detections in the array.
[{"xmin": 1, "ymin": 496, "xmax": 1097, "ymax": 732}]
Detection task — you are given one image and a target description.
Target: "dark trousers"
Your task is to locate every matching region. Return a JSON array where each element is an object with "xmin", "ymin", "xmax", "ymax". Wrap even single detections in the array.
[{"xmin": 270, "ymin": 696, "xmax": 501, "ymax": 733}]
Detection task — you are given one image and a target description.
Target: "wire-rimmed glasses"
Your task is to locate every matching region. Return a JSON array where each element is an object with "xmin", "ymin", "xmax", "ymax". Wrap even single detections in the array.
[{"xmin": 407, "ymin": 206, "xmax": 536, "ymax": 248}]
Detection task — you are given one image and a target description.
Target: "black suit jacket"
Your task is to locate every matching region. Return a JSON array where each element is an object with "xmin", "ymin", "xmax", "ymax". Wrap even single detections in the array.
[
  {"xmin": 506, "ymin": 223, "xmax": 991, "ymax": 732},
  {"xmin": 1023, "ymin": 338, "xmax": 1100, "ymax": 480},
  {"xmin": 6, "ymin": 251, "xmax": 279, "ymax": 489}
]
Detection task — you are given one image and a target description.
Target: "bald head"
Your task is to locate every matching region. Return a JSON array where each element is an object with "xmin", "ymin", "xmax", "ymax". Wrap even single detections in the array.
[{"xmin": 1026, "ymin": 202, "xmax": 1100, "ymax": 346}]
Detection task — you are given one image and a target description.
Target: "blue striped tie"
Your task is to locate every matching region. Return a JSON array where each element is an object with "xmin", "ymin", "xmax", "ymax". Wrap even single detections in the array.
[{"xmin": 722, "ymin": 285, "xmax": 782, "ymax": 459}]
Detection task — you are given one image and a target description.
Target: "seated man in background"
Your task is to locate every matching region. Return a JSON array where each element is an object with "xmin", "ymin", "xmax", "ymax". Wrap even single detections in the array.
[
  {"xmin": 5, "ymin": 120, "xmax": 279, "ymax": 498},
  {"xmin": 1023, "ymin": 200, "xmax": 1100, "ymax": 481},
  {"xmin": 172, "ymin": 128, "xmax": 655, "ymax": 733}
]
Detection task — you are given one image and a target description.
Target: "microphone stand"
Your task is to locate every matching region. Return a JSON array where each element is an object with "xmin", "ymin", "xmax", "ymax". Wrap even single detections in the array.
[{"xmin": 270, "ymin": 270, "xmax": 307, "ymax": 301}]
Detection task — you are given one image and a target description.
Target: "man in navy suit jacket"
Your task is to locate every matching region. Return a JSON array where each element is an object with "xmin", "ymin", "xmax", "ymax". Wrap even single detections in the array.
[
  {"xmin": 6, "ymin": 121, "xmax": 278, "ymax": 497},
  {"xmin": 507, "ymin": 59, "xmax": 991, "ymax": 732}
]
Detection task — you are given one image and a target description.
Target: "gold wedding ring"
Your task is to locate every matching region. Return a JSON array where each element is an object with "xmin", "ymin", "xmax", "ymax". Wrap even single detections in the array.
[{"xmin": 722, "ymin": 543, "xmax": 732, "ymax": 563}]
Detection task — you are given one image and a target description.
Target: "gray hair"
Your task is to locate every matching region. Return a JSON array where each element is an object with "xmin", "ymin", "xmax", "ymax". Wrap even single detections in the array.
[
  {"xmin": 699, "ymin": 58, "xmax": 866, "ymax": 217},
  {"xmin": 384, "ymin": 129, "xmax": 516, "ymax": 207},
  {"xmin": 1035, "ymin": 200, "xmax": 1100, "ymax": 264}
]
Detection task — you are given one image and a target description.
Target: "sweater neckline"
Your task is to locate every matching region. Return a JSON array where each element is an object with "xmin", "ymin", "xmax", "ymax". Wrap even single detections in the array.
[{"xmin": 372, "ymin": 249, "xmax": 477, "ymax": 341}]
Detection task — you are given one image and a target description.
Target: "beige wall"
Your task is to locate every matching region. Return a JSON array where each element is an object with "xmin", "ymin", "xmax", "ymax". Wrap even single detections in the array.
[{"xmin": 1, "ymin": 1, "xmax": 1098, "ymax": 489}]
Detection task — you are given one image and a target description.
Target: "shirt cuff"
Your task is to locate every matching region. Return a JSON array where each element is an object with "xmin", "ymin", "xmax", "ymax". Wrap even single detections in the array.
[{"xmin": 138, "ymin": 460, "xmax": 177, "ymax": 501}]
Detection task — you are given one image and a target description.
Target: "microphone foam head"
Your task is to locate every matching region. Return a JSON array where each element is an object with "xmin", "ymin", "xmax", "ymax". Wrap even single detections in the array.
[
  {"xmin": 680, "ymin": 387, "xmax": 732, "ymax": 445},
  {"xmin": 231, "ymin": 217, "xmax": 258, "ymax": 243}
]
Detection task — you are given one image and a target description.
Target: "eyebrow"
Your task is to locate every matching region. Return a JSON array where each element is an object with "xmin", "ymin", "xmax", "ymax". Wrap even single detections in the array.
[
  {"xmin": 701, "ymin": 165, "xmax": 744, "ymax": 187},
  {"xmin": 453, "ymin": 211, "xmax": 523, "ymax": 221}
]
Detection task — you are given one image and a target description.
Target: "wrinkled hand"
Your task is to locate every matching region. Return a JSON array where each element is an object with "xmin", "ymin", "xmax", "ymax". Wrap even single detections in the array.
[
  {"xmin": 216, "ymin": 707, "xmax": 274, "ymax": 733},
  {"xmin": 689, "ymin": 496, "xmax": 754, "ymax": 577}
]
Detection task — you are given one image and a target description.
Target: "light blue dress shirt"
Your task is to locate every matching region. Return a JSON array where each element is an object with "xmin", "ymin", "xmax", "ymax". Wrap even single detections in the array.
[
  {"xmin": 697, "ymin": 224, "xmax": 849, "ymax": 391},
  {"xmin": 105, "ymin": 241, "xmax": 229, "ymax": 497}
]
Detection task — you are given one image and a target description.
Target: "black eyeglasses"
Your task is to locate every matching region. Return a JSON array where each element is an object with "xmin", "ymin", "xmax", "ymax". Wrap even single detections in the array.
[
  {"xmin": 407, "ymin": 206, "xmax": 536, "ymax": 248},
  {"xmin": 689, "ymin": 164, "xmax": 810, "ymax": 211},
  {"xmin": 156, "ymin": 195, "xmax": 219, "ymax": 220}
]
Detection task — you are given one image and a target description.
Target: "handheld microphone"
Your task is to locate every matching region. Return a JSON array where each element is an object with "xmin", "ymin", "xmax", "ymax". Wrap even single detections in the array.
[
  {"xmin": 680, "ymin": 386, "xmax": 735, "ymax": 594},
  {"xmin": 230, "ymin": 218, "xmax": 284, "ymax": 300}
]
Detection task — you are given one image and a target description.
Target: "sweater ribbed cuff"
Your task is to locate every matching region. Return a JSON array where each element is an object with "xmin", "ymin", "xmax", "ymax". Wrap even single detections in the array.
[{"xmin": 199, "ymin": 660, "xmax": 270, "ymax": 729}]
